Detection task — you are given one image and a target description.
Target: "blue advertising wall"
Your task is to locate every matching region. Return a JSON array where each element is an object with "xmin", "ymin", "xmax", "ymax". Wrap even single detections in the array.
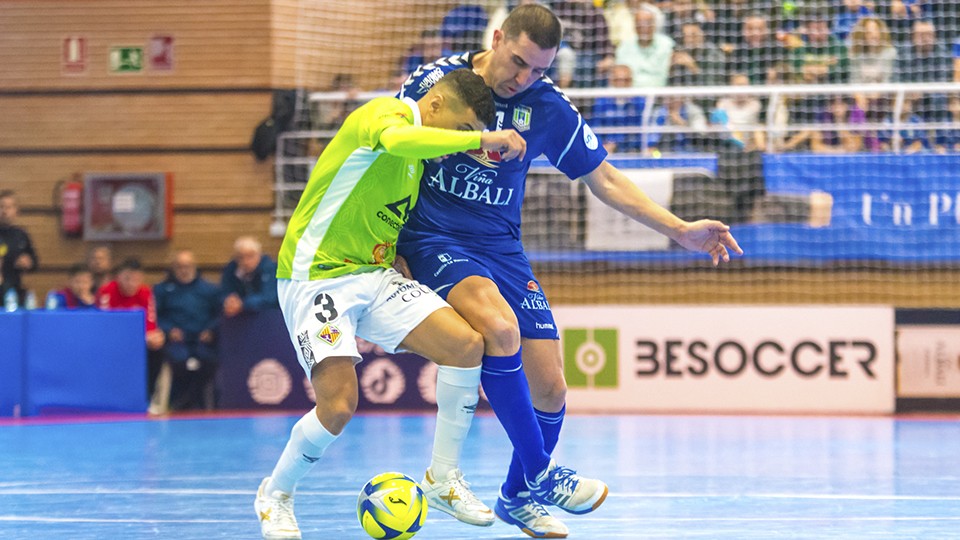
[{"xmin": 532, "ymin": 153, "xmax": 960, "ymax": 265}]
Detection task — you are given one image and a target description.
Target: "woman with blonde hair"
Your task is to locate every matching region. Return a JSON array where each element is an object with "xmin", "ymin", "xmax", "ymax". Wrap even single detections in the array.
[{"xmin": 849, "ymin": 16, "xmax": 897, "ymax": 84}]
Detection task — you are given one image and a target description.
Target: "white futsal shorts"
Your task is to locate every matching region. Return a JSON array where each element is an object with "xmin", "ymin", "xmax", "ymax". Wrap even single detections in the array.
[{"xmin": 277, "ymin": 268, "xmax": 449, "ymax": 376}]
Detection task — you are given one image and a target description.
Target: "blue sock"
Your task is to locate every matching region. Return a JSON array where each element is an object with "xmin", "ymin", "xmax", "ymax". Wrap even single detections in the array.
[
  {"xmin": 502, "ymin": 405, "xmax": 565, "ymax": 498},
  {"xmin": 481, "ymin": 351, "xmax": 550, "ymax": 486}
]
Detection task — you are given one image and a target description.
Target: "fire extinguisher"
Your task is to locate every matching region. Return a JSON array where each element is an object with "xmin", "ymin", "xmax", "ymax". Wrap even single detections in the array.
[{"xmin": 56, "ymin": 174, "xmax": 84, "ymax": 237}]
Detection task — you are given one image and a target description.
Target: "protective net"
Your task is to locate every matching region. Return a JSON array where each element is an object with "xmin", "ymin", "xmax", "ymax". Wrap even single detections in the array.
[{"xmin": 276, "ymin": 1, "xmax": 960, "ymax": 306}]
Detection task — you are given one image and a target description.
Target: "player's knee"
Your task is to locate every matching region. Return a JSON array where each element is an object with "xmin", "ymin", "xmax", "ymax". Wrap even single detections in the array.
[
  {"xmin": 480, "ymin": 316, "xmax": 521, "ymax": 356},
  {"xmin": 448, "ymin": 329, "xmax": 484, "ymax": 368},
  {"xmin": 532, "ymin": 377, "xmax": 567, "ymax": 411}
]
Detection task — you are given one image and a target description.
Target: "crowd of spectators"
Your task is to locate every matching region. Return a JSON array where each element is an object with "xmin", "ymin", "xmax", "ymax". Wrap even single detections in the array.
[
  {"xmin": 390, "ymin": 1, "xmax": 960, "ymax": 156},
  {"xmin": 4, "ymin": 221, "xmax": 282, "ymax": 415}
]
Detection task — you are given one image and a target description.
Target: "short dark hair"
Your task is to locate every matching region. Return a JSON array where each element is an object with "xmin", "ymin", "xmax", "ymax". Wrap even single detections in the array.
[
  {"xmin": 502, "ymin": 4, "xmax": 562, "ymax": 50},
  {"xmin": 0, "ymin": 189, "xmax": 15, "ymax": 200},
  {"xmin": 437, "ymin": 68, "xmax": 496, "ymax": 126},
  {"xmin": 116, "ymin": 257, "xmax": 143, "ymax": 273}
]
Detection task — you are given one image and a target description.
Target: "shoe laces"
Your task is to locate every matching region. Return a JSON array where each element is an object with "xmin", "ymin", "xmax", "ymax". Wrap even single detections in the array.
[
  {"xmin": 270, "ymin": 492, "xmax": 297, "ymax": 525},
  {"xmin": 447, "ymin": 470, "xmax": 484, "ymax": 506},
  {"xmin": 548, "ymin": 466, "xmax": 579, "ymax": 496},
  {"xmin": 513, "ymin": 491, "xmax": 550, "ymax": 518}
]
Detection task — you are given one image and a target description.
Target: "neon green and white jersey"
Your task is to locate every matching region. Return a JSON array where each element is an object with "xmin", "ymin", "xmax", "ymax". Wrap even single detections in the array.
[{"xmin": 277, "ymin": 96, "xmax": 481, "ymax": 280}]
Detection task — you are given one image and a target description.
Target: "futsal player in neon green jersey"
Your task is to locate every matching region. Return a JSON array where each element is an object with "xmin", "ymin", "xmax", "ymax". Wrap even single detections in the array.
[{"xmin": 254, "ymin": 68, "xmax": 526, "ymax": 540}]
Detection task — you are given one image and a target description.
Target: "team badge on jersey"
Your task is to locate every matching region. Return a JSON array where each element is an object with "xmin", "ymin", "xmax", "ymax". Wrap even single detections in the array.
[
  {"xmin": 512, "ymin": 105, "xmax": 532, "ymax": 132},
  {"xmin": 526, "ymin": 280, "xmax": 540, "ymax": 292},
  {"xmin": 318, "ymin": 323, "xmax": 342, "ymax": 346}
]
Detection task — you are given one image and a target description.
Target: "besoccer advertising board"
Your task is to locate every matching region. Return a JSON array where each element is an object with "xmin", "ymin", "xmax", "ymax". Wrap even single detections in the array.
[{"xmin": 554, "ymin": 306, "xmax": 895, "ymax": 414}]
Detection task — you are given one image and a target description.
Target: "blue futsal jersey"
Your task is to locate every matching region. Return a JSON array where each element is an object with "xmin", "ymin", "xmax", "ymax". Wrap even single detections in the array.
[
  {"xmin": 397, "ymin": 52, "xmax": 607, "ymax": 250},
  {"xmin": 396, "ymin": 52, "xmax": 607, "ymax": 339}
]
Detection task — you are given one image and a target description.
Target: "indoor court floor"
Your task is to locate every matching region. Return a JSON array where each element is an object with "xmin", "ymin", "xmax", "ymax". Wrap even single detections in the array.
[{"xmin": 0, "ymin": 412, "xmax": 958, "ymax": 539}]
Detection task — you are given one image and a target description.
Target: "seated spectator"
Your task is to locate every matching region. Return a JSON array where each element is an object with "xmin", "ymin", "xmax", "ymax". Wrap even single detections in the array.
[
  {"xmin": 86, "ymin": 244, "xmax": 113, "ymax": 295},
  {"xmin": 154, "ymin": 250, "xmax": 221, "ymax": 411},
  {"xmin": 660, "ymin": 0, "xmax": 714, "ymax": 44},
  {"xmin": 590, "ymin": 64, "xmax": 646, "ymax": 153},
  {"xmin": 706, "ymin": 0, "xmax": 753, "ymax": 53},
  {"xmin": 849, "ymin": 16, "xmax": 897, "ymax": 84},
  {"xmin": 731, "ymin": 10, "xmax": 788, "ymax": 85},
  {"xmin": 221, "ymin": 236, "xmax": 279, "ymax": 318},
  {"xmin": 48, "ymin": 263, "xmax": 96, "ymax": 309},
  {"xmin": 896, "ymin": 19, "xmax": 952, "ymax": 82},
  {"xmin": 553, "ymin": 0, "xmax": 615, "ymax": 87},
  {"xmin": 671, "ymin": 21, "xmax": 726, "ymax": 87},
  {"xmin": 96, "ymin": 257, "xmax": 166, "ymax": 406},
  {"xmin": 934, "ymin": 94, "xmax": 960, "ymax": 153},
  {"xmin": 400, "ymin": 29, "xmax": 446, "ymax": 78},
  {"xmin": 0, "ymin": 189, "xmax": 38, "ymax": 307},
  {"xmin": 647, "ymin": 92, "xmax": 708, "ymax": 153},
  {"xmin": 616, "ymin": 3, "xmax": 675, "ymax": 88},
  {"xmin": 440, "ymin": 3, "xmax": 488, "ymax": 53},
  {"xmin": 879, "ymin": 95, "xmax": 934, "ymax": 153},
  {"xmin": 884, "ymin": 0, "xmax": 932, "ymax": 44},
  {"xmin": 604, "ymin": 0, "xmax": 638, "ymax": 48},
  {"xmin": 833, "ymin": 0, "xmax": 874, "ymax": 42},
  {"xmin": 789, "ymin": 6, "xmax": 850, "ymax": 84},
  {"xmin": 714, "ymin": 73, "xmax": 765, "ymax": 152},
  {"xmin": 811, "ymin": 95, "xmax": 871, "ymax": 153}
]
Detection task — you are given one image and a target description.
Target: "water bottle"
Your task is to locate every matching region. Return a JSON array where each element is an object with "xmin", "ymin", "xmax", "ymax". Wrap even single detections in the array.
[
  {"xmin": 45, "ymin": 291, "xmax": 60, "ymax": 310},
  {"xmin": 24, "ymin": 290, "xmax": 37, "ymax": 311},
  {"xmin": 3, "ymin": 289, "xmax": 18, "ymax": 312}
]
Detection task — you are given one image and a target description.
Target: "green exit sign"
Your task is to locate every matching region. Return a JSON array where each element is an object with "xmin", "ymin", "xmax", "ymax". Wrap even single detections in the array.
[{"xmin": 109, "ymin": 46, "xmax": 143, "ymax": 73}]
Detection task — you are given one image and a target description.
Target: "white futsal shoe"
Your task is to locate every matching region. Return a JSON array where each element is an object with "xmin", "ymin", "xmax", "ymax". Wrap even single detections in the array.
[
  {"xmin": 495, "ymin": 489, "xmax": 569, "ymax": 538},
  {"xmin": 420, "ymin": 467, "xmax": 495, "ymax": 526},
  {"xmin": 527, "ymin": 459, "xmax": 609, "ymax": 515},
  {"xmin": 255, "ymin": 477, "xmax": 301, "ymax": 540}
]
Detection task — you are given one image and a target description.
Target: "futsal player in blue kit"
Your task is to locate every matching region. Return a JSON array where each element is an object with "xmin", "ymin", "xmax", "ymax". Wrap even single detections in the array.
[{"xmin": 398, "ymin": 5, "xmax": 743, "ymax": 537}]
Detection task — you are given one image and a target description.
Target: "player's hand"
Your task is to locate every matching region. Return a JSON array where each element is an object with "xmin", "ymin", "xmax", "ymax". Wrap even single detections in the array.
[
  {"xmin": 480, "ymin": 129, "xmax": 526, "ymax": 162},
  {"xmin": 392, "ymin": 254, "xmax": 413, "ymax": 279},
  {"xmin": 675, "ymin": 220, "xmax": 744, "ymax": 266}
]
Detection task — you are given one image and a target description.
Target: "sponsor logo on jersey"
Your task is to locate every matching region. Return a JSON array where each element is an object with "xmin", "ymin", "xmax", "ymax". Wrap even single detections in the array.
[
  {"xmin": 433, "ymin": 253, "xmax": 469, "ymax": 277},
  {"xmin": 438, "ymin": 253, "xmax": 453, "ymax": 263},
  {"xmin": 418, "ymin": 67, "xmax": 445, "ymax": 94},
  {"xmin": 512, "ymin": 105, "xmax": 532, "ymax": 132},
  {"xmin": 426, "ymin": 166, "xmax": 515, "ymax": 207},
  {"xmin": 465, "ymin": 148, "xmax": 501, "ymax": 167},
  {"xmin": 526, "ymin": 280, "xmax": 540, "ymax": 292},
  {"xmin": 317, "ymin": 323, "xmax": 342, "ymax": 346},
  {"xmin": 297, "ymin": 330, "xmax": 316, "ymax": 369},
  {"xmin": 376, "ymin": 195, "xmax": 412, "ymax": 232},
  {"xmin": 583, "ymin": 124, "xmax": 599, "ymax": 150},
  {"xmin": 536, "ymin": 322, "xmax": 555, "ymax": 330}
]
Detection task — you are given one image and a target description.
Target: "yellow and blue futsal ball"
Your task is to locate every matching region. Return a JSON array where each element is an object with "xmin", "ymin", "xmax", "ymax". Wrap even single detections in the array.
[{"xmin": 357, "ymin": 472, "xmax": 428, "ymax": 540}]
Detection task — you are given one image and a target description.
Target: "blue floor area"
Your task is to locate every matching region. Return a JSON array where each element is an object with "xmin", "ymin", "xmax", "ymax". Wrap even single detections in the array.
[{"xmin": 1, "ymin": 413, "xmax": 958, "ymax": 539}]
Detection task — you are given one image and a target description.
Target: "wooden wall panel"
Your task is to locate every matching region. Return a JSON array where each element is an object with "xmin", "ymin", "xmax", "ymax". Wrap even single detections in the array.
[
  {"xmin": 0, "ymin": 93, "xmax": 272, "ymax": 149},
  {"xmin": 0, "ymin": 0, "xmax": 272, "ymax": 89},
  {"xmin": 3, "ymin": 154, "xmax": 275, "ymax": 209}
]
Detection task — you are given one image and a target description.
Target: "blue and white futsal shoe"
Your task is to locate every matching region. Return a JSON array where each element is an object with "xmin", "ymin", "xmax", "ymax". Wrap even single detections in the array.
[
  {"xmin": 526, "ymin": 459, "xmax": 609, "ymax": 514},
  {"xmin": 495, "ymin": 489, "xmax": 569, "ymax": 538}
]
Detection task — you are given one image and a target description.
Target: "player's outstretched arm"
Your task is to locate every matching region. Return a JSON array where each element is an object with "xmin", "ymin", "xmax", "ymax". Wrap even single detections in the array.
[
  {"xmin": 581, "ymin": 161, "xmax": 743, "ymax": 265},
  {"xmin": 480, "ymin": 129, "xmax": 526, "ymax": 162}
]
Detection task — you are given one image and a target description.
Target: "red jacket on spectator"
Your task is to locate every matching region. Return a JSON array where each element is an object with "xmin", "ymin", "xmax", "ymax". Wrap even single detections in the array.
[{"xmin": 97, "ymin": 281, "xmax": 158, "ymax": 332}]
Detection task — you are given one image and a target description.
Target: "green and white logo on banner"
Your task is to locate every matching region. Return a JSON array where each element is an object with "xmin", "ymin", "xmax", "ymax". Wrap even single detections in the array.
[{"xmin": 563, "ymin": 328, "xmax": 618, "ymax": 388}]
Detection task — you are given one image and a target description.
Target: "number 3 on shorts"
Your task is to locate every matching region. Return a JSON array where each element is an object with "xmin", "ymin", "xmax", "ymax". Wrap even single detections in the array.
[{"xmin": 314, "ymin": 293, "xmax": 339, "ymax": 323}]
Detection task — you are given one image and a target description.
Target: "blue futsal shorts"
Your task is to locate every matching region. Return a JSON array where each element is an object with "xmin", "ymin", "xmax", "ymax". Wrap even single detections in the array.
[{"xmin": 398, "ymin": 241, "xmax": 560, "ymax": 340}]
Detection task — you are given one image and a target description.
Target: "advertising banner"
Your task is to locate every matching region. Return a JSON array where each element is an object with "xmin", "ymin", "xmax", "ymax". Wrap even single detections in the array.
[{"xmin": 555, "ymin": 305, "xmax": 895, "ymax": 414}]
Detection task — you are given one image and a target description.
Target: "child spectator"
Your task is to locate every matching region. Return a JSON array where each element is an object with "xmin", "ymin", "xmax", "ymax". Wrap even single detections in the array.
[{"xmin": 48, "ymin": 263, "xmax": 96, "ymax": 309}]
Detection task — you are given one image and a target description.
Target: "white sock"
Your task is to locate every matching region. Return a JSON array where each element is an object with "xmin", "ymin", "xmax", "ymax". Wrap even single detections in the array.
[
  {"xmin": 266, "ymin": 408, "xmax": 338, "ymax": 495},
  {"xmin": 430, "ymin": 365, "xmax": 481, "ymax": 478}
]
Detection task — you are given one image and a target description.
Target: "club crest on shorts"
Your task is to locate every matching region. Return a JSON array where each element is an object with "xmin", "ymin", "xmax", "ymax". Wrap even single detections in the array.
[
  {"xmin": 526, "ymin": 280, "xmax": 540, "ymax": 292},
  {"xmin": 317, "ymin": 323, "xmax": 342, "ymax": 346}
]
